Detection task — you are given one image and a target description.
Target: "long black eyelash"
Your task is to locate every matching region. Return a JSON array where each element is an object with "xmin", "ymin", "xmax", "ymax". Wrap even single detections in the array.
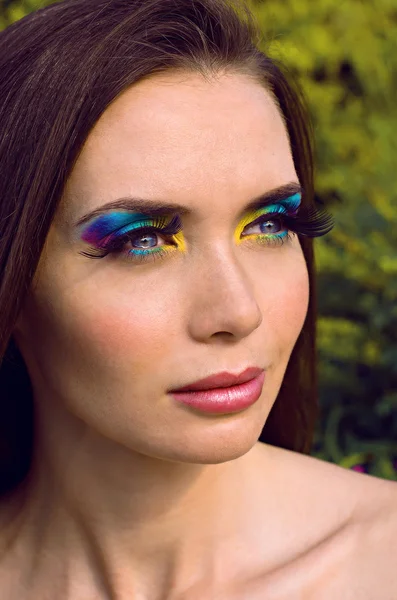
[
  {"xmin": 281, "ymin": 205, "xmax": 335, "ymax": 237},
  {"xmin": 79, "ymin": 214, "xmax": 183, "ymax": 259}
]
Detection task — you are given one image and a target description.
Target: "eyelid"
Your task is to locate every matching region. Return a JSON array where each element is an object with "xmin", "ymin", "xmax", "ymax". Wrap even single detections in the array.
[
  {"xmin": 103, "ymin": 218, "xmax": 165, "ymax": 242},
  {"xmin": 241, "ymin": 209, "xmax": 286, "ymax": 234},
  {"xmin": 80, "ymin": 214, "xmax": 177, "ymax": 247},
  {"xmin": 234, "ymin": 195, "xmax": 301, "ymax": 238},
  {"xmin": 111, "ymin": 216, "xmax": 187, "ymax": 253},
  {"xmin": 80, "ymin": 192, "xmax": 302, "ymax": 231},
  {"xmin": 243, "ymin": 193, "xmax": 301, "ymax": 220}
]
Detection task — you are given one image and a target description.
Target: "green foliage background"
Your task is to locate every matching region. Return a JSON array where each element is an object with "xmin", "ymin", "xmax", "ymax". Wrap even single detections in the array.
[
  {"xmin": 1, "ymin": 0, "xmax": 396, "ymax": 480},
  {"xmin": 249, "ymin": 0, "xmax": 397, "ymax": 480}
]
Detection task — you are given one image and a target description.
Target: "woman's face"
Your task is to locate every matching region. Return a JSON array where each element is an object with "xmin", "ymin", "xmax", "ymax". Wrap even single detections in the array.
[{"xmin": 15, "ymin": 72, "xmax": 309, "ymax": 464}]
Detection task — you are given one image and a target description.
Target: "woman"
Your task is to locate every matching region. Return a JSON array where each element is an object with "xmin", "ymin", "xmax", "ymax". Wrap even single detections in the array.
[{"xmin": 0, "ymin": 0, "xmax": 396, "ymax": 597}]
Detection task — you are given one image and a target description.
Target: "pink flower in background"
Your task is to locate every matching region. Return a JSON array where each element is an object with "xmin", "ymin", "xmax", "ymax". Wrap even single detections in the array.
[
  {"xmin": 351, "ymin": 464, "xmax": 365, "ymax": 473},
  {"xmin": 349, "ymin": 459, "xmax": 397, "ymax": 474}
]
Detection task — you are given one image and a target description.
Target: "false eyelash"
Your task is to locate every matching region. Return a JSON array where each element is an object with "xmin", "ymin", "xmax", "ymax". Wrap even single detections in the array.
[
  {"xmin": 79, "ymin": 214, "xmax": 182, "ymax": 259},
  {"xmin": 241, "ymin": 204, "xmax": 334, "ymax": 240},
  {"xmin": 282, "ymin": 205, "xmax": 335, "ymax": 237}
]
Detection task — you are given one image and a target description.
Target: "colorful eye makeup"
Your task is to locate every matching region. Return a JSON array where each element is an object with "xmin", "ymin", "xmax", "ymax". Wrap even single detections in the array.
[
  {"xmin": 79, "ymin": 213, "xmax": 185, "ymax": 263},
  {"xmin": 234, "ymin": 192, "xmax": 302, "ymax": 247},
  {"xmin": 78, "ymin": 191, "xmax": 334, "ymax": 265}
]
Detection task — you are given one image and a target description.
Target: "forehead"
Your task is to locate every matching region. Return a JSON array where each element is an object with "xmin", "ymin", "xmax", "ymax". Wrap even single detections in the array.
[{"xmin": 61, "ymin": 71, "xmax": 296, "ymax": 221}]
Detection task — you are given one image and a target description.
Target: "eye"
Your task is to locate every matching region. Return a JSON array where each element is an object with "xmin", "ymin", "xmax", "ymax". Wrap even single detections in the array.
[
  {"xmin": 79, "ymin": 214, "xmax": 183, "ymax": 262},
  {"xmin": 242, "ymin": 214, "xmax": 285, "ymax": 237},
  {"xmin": 121, "ymin": 229, "xmax": 169, "ymax": 251}
]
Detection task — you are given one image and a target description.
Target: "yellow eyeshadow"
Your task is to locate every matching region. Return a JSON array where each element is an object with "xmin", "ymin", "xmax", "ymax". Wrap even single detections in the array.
[
  {"xmin": 172, "ymin": 230, "xmax": 187, "ymax": 252},
  {"xmin": 234, "ymin": 208, "xmax": 272, "ymax": 246}
]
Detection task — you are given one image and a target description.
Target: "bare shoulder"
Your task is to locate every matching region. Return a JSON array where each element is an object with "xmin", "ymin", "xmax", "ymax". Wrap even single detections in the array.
[
  {"xmin": 252, "ymin": 443, "xmax": 397, "ymax": 599},
  {"xmin": 255, "ymin": 441, "xmax": 397, "ymax": 523},
  {"xmin": 311, "ymin": 461, "xmax": 397, "ymax": 599},
  {"xmin": 340, "ymin": 469, "xmax": 397, "ymax": 598},
  {"xmin": 258, "ymin": 441, "xmax": 397, "ymax": 517}
]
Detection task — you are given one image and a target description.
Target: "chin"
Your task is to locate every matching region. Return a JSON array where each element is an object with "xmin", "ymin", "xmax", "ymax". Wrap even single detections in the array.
[{"xmin": 146, "ymin": 415, "xmax": 266, "ymax": 465}]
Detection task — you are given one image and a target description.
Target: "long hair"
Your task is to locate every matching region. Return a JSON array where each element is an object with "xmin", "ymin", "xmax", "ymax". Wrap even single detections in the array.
[{"xmin": 0, "ymin": 0, "xmax": 321, "ymax": 497}]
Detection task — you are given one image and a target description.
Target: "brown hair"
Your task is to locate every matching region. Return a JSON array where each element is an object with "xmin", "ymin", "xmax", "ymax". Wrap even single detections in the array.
[{"xmin": 0, "ymin": 0, "xmax": 323, "ymax": 497}]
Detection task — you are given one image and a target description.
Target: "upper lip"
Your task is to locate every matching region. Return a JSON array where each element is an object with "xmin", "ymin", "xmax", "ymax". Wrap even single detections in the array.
[{"xmin": 169, "ymin": 367, "xmax": 264, "ymax": 392}]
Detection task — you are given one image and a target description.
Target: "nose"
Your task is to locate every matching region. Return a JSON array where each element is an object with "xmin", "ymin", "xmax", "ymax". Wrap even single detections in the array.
[{"xmin": 186, "ymin": 245, "xmax": 263, "ymax": 342}]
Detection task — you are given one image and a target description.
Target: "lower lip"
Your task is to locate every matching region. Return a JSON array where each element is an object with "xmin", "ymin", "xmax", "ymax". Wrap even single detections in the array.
[{"xmin": 169, "ymin": 371, "xmax": 265, "ymax": 414}]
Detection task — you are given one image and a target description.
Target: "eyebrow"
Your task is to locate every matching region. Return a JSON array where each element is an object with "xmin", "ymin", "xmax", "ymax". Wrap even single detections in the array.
[{"xmin": 74, "ymin": 181, "xmax": 303, "ymax": 228}]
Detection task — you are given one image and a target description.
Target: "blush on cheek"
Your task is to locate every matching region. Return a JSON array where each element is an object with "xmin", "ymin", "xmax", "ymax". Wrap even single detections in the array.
[
  {"xmin": 73, "ymin": 310, "xmax": 140, "ymax": 365},
  {"xmin": 73, "ymin": 302, "xmax": 168, "ymax": 372}
]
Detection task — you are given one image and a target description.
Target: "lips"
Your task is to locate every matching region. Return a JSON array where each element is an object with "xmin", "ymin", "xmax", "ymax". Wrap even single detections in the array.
[{"xmin": 169, "ymin": 366, "xmax": 264, "ymax": 393}]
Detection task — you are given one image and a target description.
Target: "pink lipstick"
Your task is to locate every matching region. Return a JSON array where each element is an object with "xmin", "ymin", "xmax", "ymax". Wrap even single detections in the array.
[{"xmin": 168, "ymin": 367, "xmax": 265, "ymax": 414}]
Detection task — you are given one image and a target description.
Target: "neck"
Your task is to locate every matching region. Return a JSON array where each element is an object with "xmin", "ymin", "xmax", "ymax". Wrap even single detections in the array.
[{"xmin": 7, "ymin": 407, "xmax": 265, "ymax": 599}]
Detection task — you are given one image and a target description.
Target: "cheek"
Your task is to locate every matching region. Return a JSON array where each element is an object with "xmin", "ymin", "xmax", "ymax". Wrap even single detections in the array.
[
  {"xmin": 61, "ymin": 292, "xmax": 177, "ymax": 377},
  {"xmin": 280, "ymin": 268, "xmax": 309, "ymax": 329},
  {"xmin": 261, "ymin": 251, "xmax": 309, "ymax": 349},
  {"xmin": 18, "ymin": 271, "xmax": 181, "ymax": 403},
  {"xmin": 74, "ymin": 298, "xmax": 174, "ymax": 373}
]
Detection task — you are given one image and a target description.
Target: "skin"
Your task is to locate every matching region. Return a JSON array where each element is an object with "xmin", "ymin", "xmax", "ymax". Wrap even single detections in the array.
[{"xmin": 6, "ymin": 70, "xmax": 313, "ymax": 598}]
